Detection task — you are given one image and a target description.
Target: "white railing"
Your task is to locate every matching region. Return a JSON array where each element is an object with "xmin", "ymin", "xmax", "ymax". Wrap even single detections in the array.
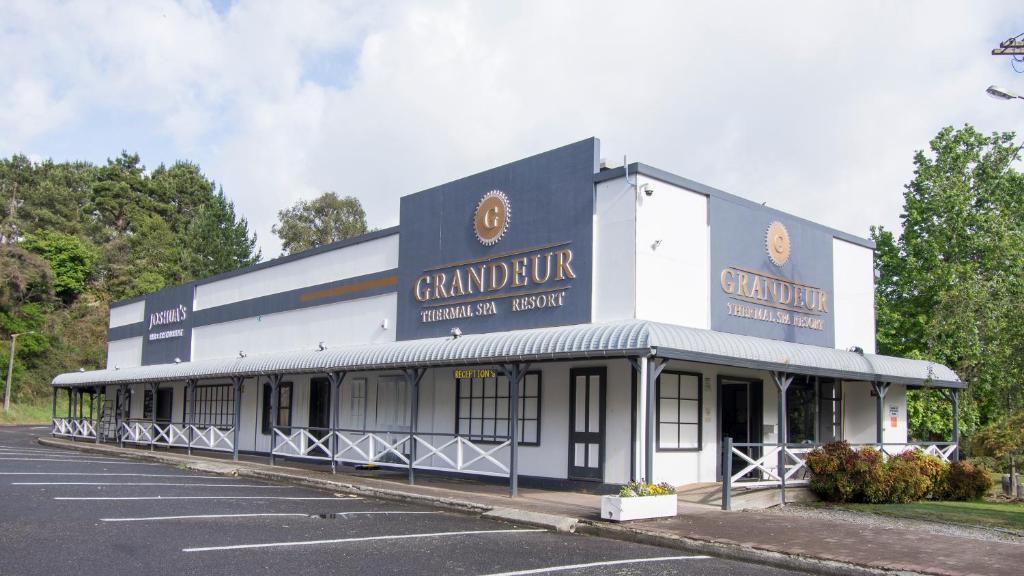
[
  {"xmin": 51, "ymin": 418, "xmax": 97, "ymax": 439},
  {"xmin": 187, "ymin": 425, "xmax": 234, "ymax": 452},
  {"xmin": 270, "ymin": 427, "xmax": 512, "ymax": 478},
  {"xmin": 120, "ymin": 421, "xmax": 154, "ymax": 444},
  {"xmin": 334, "ymin": 430, "xmax": 411, "ymax": 467},
  {"xmin": 152, "ymin": 423, "xmax": 190, "ymax": 447},
  {"xmin": 273, "ymin": 428, "xmax": 333, "ymax": 461},
  {"xmin": 413, "ymin": 434, "xmax": 510, "ymax": 477}
]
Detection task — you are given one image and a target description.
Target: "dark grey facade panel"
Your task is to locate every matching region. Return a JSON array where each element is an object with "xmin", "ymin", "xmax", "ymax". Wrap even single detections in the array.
[
  {"xmin": 396, "ymin": 138, "xmax": 599, "ymax": 340},
  {"xmin": 708, "ymin": 195, "xmax": 836, "ymax": 347},
  {"xmin": 140, "ymin": 282, "xmax": 195, "ymax": 365}
]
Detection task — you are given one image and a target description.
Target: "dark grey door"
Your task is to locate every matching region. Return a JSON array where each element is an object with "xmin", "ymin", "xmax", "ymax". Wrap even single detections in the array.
[
  {"xmin": 308, "ymin": 377, "xmax": 331, "ymax": 457},
  {"xmin": 719, "ymin": 377, "xmax": 763, "ymax": 478},
  {"xmin": 568, "ymin": 367, "xmax": 605, "ymax": 481}
]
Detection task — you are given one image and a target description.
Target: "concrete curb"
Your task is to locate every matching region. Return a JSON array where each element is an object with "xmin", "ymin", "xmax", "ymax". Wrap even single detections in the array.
[{"xmin": 38, "ymin": 438, "xmax": 924, "ymax": 576}]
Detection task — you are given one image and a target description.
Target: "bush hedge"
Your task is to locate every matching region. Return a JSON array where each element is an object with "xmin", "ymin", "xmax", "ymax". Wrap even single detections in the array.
[{"xmin": 805, "ymin": 441, "xmax": 990, "ymax": 504}]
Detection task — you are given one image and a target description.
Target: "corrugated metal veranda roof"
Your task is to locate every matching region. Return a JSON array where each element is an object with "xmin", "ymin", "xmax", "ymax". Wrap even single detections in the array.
[{"xmin": 52, "ymin": 320, "xmax": 962, "ymax": 388}]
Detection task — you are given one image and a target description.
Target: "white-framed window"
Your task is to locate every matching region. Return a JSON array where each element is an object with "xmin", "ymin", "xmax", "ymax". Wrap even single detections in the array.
[
  {"xmin": 657, "ymin": 371, "xmax": 702, "ymax": 451},
  {"xmin": 456, "ymin": 372, "xmax": 541, "ymax": 446}
]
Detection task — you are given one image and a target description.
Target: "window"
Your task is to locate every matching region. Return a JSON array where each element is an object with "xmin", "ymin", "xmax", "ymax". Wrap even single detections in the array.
[
  {"xmin": 344, "ymin": 377, "xmax": 367, "ymax": 429},
  {"xmin": 787, "ymin": 376, "xmax": 818, "ymax": 444},
  {"xmin": 142, "ymin": 388, "xmax": 173, "ymax": 421},
  {"xmin": 375, "ymin": 375, "xmax": 410, "ymax": 431},
  {"xmin": 657, "ymin": 371, "xmax": 701, "ymax": 451},
  {"xmin": 190, "ymin": 384, "xmax": 235, "ymax": 429},
  {"xmin": 456, "ymin": 372, "xmax": 541, "ymax": 446},
  {"xmin": 261, "ymin": 382, "xmax": 293, "ymax": 435}
]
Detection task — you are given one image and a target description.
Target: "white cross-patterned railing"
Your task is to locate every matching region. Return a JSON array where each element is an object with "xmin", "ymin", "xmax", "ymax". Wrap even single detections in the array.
[
  {"xmin": 52, "ymin": 418, "xmax": 72, "ymax": 436},
  {"xmin": 120, "ymin": 421, "xmax": 154, "ymax": 444},
  {"xmin": 187, "ymin": 425, "xmax": 234, "ymax": 452},
  {"xmin": 334, "ymin": 430, "xmax": 411, "ymax": 467},
  {"xmin": 52, "ymin": 418, "xmax": 97, "ymax": 438},
  {"xmin": 413, "ymin": 434, "xmax": 510, "ymax": 477},
  {"xmin": 152, "ymin": 423, "xmax": 190, "ymax": 447},
  {"xmin": 272, "ymin": 428, "xmax": 333, "ymax": 461},
  {"xmin": 270, "ymin": 427, "xmax": 512, "ymax": 478}
]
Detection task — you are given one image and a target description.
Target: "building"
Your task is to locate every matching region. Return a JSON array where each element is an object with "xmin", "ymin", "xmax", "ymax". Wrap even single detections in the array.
[{"xmin": 51, "ymin": 138, "xmax": 962, "ymax": 496}]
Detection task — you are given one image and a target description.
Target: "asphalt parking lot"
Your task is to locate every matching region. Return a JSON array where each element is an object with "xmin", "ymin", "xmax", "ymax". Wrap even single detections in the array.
[{"xmin": 0, "ymin": 426, "xmax": 802, "ymax": 575}]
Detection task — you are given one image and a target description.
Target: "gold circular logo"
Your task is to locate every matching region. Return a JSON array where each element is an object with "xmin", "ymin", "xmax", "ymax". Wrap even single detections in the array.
[
  {"xmin": 765, "ymin": 221, "xmax": 791, "ymax": 266},
  {"xmin": 473, "ymin": 190, "xmax": 510, "ymax": 246}
]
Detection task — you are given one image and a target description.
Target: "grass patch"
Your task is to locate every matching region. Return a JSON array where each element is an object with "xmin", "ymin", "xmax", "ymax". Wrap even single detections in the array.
[
  {"xmin": 0, "ymin": 397, "xmax": 70, "ymax": 426},
  {"xmin": 836, "ymin": 500, "xmax": 1024, "ymax": 532}
]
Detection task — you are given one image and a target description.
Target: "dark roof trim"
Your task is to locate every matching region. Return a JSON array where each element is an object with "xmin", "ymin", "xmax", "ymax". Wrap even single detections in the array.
[
  {"xmin": 110, "ymin": 226, "xmax": 401, "ymax": 308},
  {"xmin": 595, "ymin": 163, "xmax": 875, "ymax": 250}
]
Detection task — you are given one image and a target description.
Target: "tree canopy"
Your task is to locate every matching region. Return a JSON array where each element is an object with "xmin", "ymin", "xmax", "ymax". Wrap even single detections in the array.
[
  {"xmin": 272, "ymin": 192, "xmax": 369, "ymax": 255},
  {"xmin": 0, "ymin": 153, "xmax": 260, "ymax": 402},
  {"xmin": 873, "ymin": 125, "xmax": 1024, "ymax": 441}
]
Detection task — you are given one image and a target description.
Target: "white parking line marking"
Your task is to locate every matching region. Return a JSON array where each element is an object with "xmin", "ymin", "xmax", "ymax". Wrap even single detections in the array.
[
  {"xmin": 0, "ymin": 458, "xmax": 160, "ymax": 464},
  {"xmin": 14, "ymin": 482, "xmax": 284, "ymax": 487},
  {"xmin": 105, "ymin": 513, "xmax": 311, "ymax": 522},
  {"xmin": 477, "ymin": 556, "xmax": 712, "ymax": 576},
  {"xmin": 102, "ymin": 511, "xmax": 440, "ymax": 522},
  {"xmin": 56, "ymin": 496, "xmax": 362, "ymax": 501},
  {"xmin": 0, "ymin": 473, "xmax": 225, "ymax": 478},
  {"xmin": 182, "ymin": 529, "xmax": 546, "ymax": 552}
]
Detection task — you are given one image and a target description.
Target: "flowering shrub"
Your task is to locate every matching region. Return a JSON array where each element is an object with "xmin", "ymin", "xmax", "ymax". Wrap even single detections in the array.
[
  {"xmin": 806, "ymin": 441, "xmax": 990, "ymax": 504},
  {"xmin": 617, "ymin": 481, "xmax": 676, "ymax": 497}
]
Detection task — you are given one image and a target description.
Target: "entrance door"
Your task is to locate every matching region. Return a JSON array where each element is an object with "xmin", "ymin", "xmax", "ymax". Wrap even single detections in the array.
[
  {"xmin": 569, "ymin": 367, "xmax": 605, "ymax": 481},
  {"xmin": 719, "ymin": 378, "xmax": 763, "ymax": 478},
  {"xmin": 308, "ymin": 377, "xmax": 331, "ymax": 457}
]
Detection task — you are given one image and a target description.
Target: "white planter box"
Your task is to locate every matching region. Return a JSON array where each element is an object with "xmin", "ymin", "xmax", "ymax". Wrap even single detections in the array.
[{"xmin": 600, "ymin": 493, "xmax": 677, "ymax": 522}]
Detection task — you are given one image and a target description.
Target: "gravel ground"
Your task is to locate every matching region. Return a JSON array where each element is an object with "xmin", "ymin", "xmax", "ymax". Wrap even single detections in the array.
[{"xmin": 763, "ymin": 503, "xmax": 1024, "ymax": 544}]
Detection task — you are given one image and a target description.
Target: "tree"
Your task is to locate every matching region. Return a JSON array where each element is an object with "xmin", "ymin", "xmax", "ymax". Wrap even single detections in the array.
[
  {"xmin": 21, "ymin": 230, "xmax": 99, "ymax": 301},
  {"xmin": 973, "ymin": 411, "xmax": 1024, "ymax": 495},
  {"xmin": 182, "ymin": 188, "xmax": 260, "ymax": 278},
  {"xmin": 272, "ymin": 192, "xmax": 368, "ymax": 255},
  {"xmin": 873, "ymin": 125, "xmax": 1024, "ymax": 441}
]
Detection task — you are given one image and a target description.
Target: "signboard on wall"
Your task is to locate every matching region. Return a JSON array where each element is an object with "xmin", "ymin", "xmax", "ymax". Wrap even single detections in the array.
[
  {"xmin": 140, "ymin": 283, "xmax": 194, "ymax": 365},
  {"xmin": 396, "ymin": 139, "xmax": 598, "ymax": 340},
  {"xmin": 709, "ymin": 197, "xmax": 835, "ymax": 347}
]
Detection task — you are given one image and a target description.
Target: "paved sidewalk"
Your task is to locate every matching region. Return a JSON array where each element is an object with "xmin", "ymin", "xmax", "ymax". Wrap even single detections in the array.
[{"xmin": 40, "ymin": 437, "xmax": 1024, "ymax": 576}]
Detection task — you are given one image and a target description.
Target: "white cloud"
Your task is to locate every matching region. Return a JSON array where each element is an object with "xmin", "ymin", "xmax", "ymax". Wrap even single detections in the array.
[{"xmin": 1, "ymin": 0, "xmax": 1020, "ymax": 256}]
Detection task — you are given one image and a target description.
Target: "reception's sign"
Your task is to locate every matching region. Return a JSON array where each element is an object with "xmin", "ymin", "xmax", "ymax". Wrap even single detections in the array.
[
  {"xmin": 397, "ymin": 139, "xmax": 598, "ymax": 340},
  {"xmin": 709, "ymin": 198, "xmax": 835, "ymax": 347}
]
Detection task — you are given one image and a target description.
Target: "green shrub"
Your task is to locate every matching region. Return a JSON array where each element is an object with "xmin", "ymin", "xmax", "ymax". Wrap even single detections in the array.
[
  {"xmin": 617, "ymin": 481, "xmax": 676, "ymax": 497},
  {"xmin": 806, "ymin": 440, "xmax": 860, "ymax": 502},
  {"xmin": 806, "ymin": 442, "xmax": 974, "ymax": 504},
  {"xmin": 943, "ymin": 461, "xmax": 991, "ymax": 501},
  {"xmin": 886, "ymin": 452, "xmax": 933, "ymax": 503}
]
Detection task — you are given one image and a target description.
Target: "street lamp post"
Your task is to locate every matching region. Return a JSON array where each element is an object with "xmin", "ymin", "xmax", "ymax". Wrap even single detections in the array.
[{"xmin": 4, "ymin": 332, "xmax": 33, "ymax": 412}]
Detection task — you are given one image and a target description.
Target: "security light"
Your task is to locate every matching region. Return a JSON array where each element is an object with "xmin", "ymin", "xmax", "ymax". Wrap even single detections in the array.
[{"xmin": 986, "ymin": 85, "xmax": 1022, "ymax": 100}]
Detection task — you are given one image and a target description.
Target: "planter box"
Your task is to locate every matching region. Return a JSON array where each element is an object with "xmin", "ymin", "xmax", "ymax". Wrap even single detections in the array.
[{"xmin": 600, "ymin": 493, "xmax": 677, "ymax": 522}]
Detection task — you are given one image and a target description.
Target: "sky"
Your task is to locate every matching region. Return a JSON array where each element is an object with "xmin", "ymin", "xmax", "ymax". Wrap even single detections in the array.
[{"xmin": 1, "ymin": 0, "xmax": 1022, "ymax": 257}]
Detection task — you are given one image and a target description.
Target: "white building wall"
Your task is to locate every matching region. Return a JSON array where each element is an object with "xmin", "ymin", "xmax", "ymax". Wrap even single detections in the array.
[
  {"xmin": 634, "ymin": 175, "xmax": 710, "ymax": 329},
  {"xmin": 592, "ymin": 177, "xmax": 636, "ymax": 322},
  {"xmin": 106, "ymin": 337, "xmax": 143, "ymax": 369},
  {"xmin": 193, "ymin": 233, "xmax": 399, "ymax": 311},
  {"xmin": 843, "ymin": 381, "xmax": 908, "ymax": 445},
  {"xmin": 109, "ymin": 300, "xmax": 145, "ymax": 328},
  {"xmin": 190, "ymin": 293, "xmax": 397, "ymax": 360},
  {"xmin": 833, "ymin": 238, "xmax": 876, "ymax": 353}
]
